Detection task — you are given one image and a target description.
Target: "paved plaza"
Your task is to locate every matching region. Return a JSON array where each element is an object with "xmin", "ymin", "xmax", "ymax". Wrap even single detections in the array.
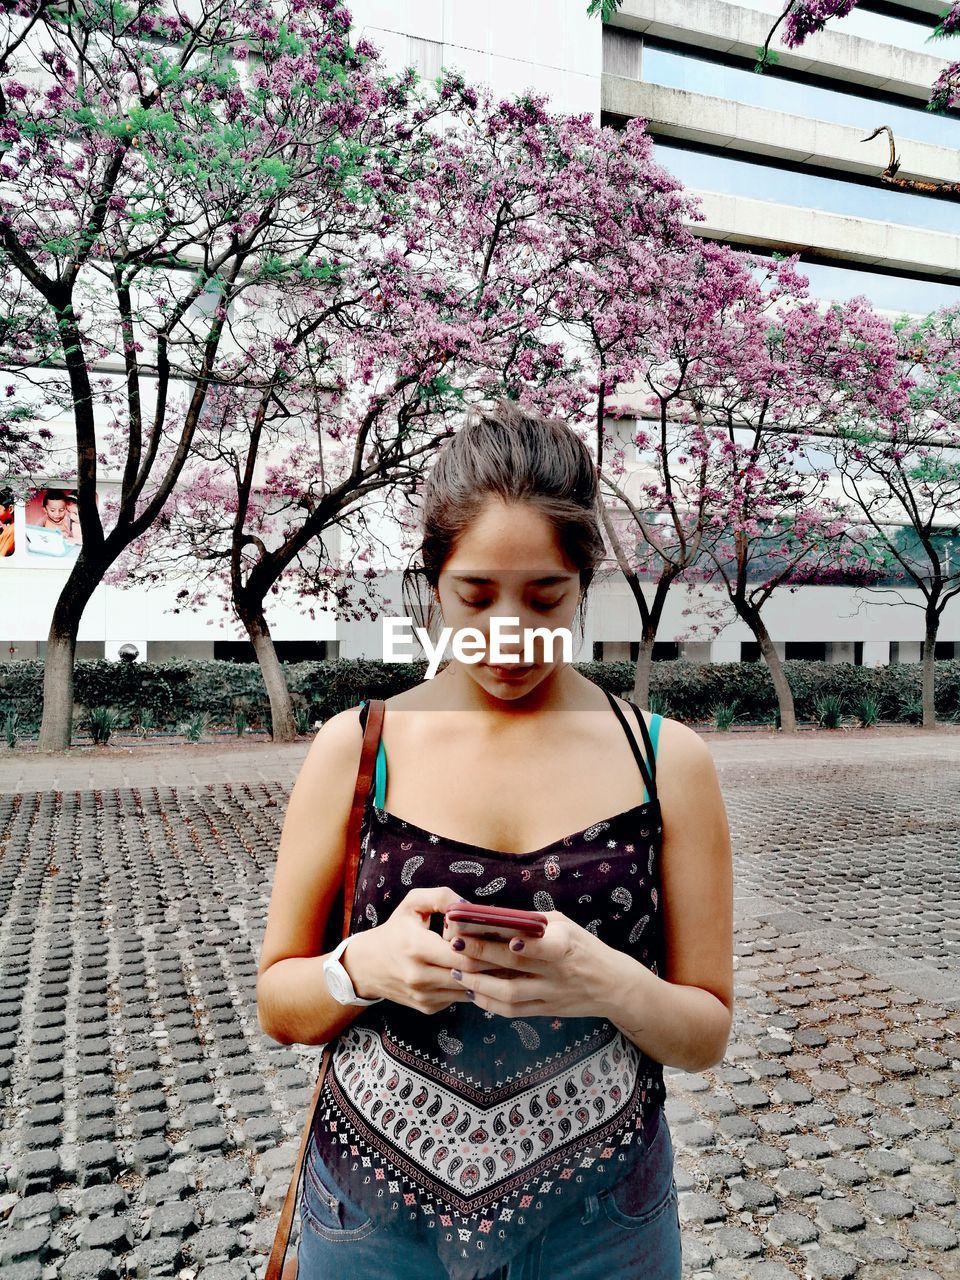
[{"xmin": 0, "ymin": 732, "xmax": 958, "ymax": 1279}]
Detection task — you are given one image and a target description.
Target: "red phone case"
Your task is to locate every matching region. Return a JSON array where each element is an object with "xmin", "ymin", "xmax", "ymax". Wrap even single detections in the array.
[{"xmin": 445, "ymin": 904, "xmax": 548, "ymax": 940}]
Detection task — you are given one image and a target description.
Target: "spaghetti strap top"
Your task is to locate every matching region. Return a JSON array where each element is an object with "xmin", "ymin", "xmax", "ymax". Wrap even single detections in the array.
[
  {"xmin": 308, "ymin": 687, "xmax": 667, "ymax": 1280},
  {"xmin": 368, "ymin": 696, "xmax": 662, "ymax": 809}
]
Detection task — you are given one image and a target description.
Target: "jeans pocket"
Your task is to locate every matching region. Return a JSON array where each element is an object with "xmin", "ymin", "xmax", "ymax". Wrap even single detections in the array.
[
  {"xmin": 301, "ymin": 1148, "xmax": 378, "ymax": 1242},
  {"xmin": 598, "ymin": 1175, "xmax": 677, "ymax": 1230},
  {"xmin": 597, "ymin": 1118, "xmax": 677, "ymax": 1232}
]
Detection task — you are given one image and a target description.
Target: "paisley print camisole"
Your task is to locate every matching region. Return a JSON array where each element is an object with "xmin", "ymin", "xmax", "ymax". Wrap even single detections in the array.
[{"xmin": 308, "ymin": 689, "xmax": 667, "ymax": 1279}]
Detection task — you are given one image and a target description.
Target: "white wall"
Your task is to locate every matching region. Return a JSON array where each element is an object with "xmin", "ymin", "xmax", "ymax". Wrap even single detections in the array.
[{"xmin": 346, "ymin": 0, "xmax": 603, "ymax": 119}]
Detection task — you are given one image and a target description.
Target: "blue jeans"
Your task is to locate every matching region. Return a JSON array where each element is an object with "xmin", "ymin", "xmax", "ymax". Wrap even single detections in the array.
[{"xmin": 297, "ymin": 1107, "xmax": 682, "ymax": 1280}]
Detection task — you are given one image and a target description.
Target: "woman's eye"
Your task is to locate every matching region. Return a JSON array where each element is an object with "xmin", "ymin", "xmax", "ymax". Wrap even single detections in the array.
[{"xmin": 456, "ymin": 597, "xmax": 561, "ymax": 612}]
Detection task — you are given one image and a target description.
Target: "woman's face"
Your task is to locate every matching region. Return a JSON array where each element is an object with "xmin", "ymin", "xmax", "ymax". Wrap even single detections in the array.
[{"xmin": 436, "ymin": 496, "xmax": 582, "ymax": 699}]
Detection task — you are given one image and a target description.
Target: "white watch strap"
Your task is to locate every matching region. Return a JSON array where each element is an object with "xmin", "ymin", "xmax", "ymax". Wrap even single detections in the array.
[{"xmin": 327, "ymin": 935, "xmax": 383, "ymax": 1006}]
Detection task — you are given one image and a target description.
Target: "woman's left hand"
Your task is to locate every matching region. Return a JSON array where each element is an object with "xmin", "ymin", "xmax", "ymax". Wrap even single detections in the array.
[{"xmin": 446, "ymin": 911, "xmax": 622, "ymax": 1020}]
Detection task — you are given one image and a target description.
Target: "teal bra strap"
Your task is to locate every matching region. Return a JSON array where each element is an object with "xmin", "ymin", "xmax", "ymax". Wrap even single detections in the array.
[
  {"xmin": 643, "ymin": 712, "xmax": 662, "ymax": 805},
  {"xmin": 358, "ymin": 701, "xmax": 388, "ymax": 809}
]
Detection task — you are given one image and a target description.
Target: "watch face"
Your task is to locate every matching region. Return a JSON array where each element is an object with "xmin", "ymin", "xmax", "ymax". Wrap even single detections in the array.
[{"xmin": 325, "ymin": 959, "xmax": 354, "ymax": 1004}]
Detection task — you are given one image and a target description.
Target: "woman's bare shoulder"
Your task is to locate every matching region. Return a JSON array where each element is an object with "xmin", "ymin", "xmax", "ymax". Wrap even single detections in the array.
[{"xmin": 607, "ymin": 696, "xmax": 713, "ymax": 771}]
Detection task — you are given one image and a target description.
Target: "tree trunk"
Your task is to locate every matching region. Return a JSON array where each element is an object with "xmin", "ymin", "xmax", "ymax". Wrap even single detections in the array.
[
  {"xmin": 243, "ymin": 609, "xmax": 298, "ymax": 743},
  {"xmin": 36, "ymin": 630, "xmax": 79, "ymax": 753},
  {"xmin": 737, "ymin": 604, "xmax": 796, "ymax": 733},
  {"xmin": 756, "ymin": 626, "xmax": 796, "ymax": 734},
  {"xmin": 36, "ymin": 567, "xmax": 100, "ymax": 752},
  {"xmin": 631, "ymin": 628, "xmax": 656, "ymax": 708},
  {"xmin": 921, "ymin": 613, "xmax": 938, "ymax": 730}
]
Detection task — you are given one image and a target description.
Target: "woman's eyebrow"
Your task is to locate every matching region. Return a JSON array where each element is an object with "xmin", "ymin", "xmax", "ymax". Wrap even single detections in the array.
[{"xmin": 449, "ymin": 574, "xmax": 574, "ymax": 586}]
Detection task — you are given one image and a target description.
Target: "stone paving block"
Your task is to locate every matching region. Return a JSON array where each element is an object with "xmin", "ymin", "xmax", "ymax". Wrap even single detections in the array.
[
  {"xmin": 764, "ymin": 1209, "xmax": 820, "ymax": 1245},
  {"xmin": 21, "ymin": 1125, "xmax": 62, "ymax": 1150},
  {"xmin": 709, "ymin": 1223, "xmax": 765, "ymax": 1257},
  {"xmin": 906, "ymin": 1216, "xmax": 960, "ymax": 1249},
  {"xmin": 128, "ymin": 1237, "xmax": 183, "ymax": 1276},
  {"xmin": 677, "ymin": 1190, "xmax": 727, "ymax": 1223},
  {"xmin": 863, "ymin": 1147, "xmax": 911, "ymax": 1176},
  {"xmin": 816, "ymin": 1197, "xmax": 866, "ymax": 1232},
  {"xmin": 195, "ymin": 1263, "xmax": 251, "ymax": 1280},
  {"xmin": 804, "ymin": 1244, "xmax": 858, "ymax": 1279},
  {"xmin": 910, "ymin": 1176, "xmax": 957, "ymax": 1208},
  {"xmin": 0, "ymin": 1263, "xmax": 43, "ymax": 1280},
  {"xmin": 728, "ymin": 1178, "xmax": 779, "ymax": 1210},
  {"xmin": 60, "ymin": 1250, "xmax": 119, "ymax": 1280},
  {"xmin": 701, "ymin": 1152, "xmax": 742, "ymax": 1177},
  {"xmin": 817, "ymin": 1157, "xmax": 870, "ymax": 1188},
  {"xmin": 79, "ymin": 1215, "xmax": 133, "ymax": 1253},
  {"xmin": 185, "ymin": 1224, "xmax": 242, "ymax": 1261},
  {"xmin": 78, "ymin": 1185, "xmax": 128, "ymax": 1216},
  {"xmin": 16, "ymin": 1150, "xmax": 61, "ymax": 1196},
  {"xmin": 147, "ymin": 1199, "xmax": 199, "ymax": 1237},
  {"xmin": 129, "ymin": 1136, "xmax": 171, "ymax": 1175},
  {"xmin": 0, "ymin": 1225, "xmax": 52, "ymax": 1265},
  {"xmin": 8, "ymin": 1191, "xmax": 61, "ymax": 1227},
  {"xmin": 853, "ymin": 1232, "xmax": 910, "ymax": 1262},
  {"xmin": 205, "ymin": 1190, "xmax": 256, "ymax": 1226}
]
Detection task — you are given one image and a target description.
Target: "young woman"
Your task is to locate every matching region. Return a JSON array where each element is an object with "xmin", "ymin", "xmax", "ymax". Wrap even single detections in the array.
[{"xmin": 257, "ymin": 402, "xmax": 733, "ymax": 1280}]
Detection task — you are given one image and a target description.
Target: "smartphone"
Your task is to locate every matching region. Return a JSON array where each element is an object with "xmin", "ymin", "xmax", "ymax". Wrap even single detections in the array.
[{"xmin": 444, "ymin": 903, "xmax": 548, "ymax": 943}]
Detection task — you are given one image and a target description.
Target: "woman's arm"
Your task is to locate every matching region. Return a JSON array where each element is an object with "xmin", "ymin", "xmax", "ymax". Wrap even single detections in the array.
[
  {"xmin": 598, "ymin": 719, "xmax": 734, "ymax": 1071},
  {"xmin": 256, "ymin": 707, "xmax": 469, "ymax": 1046},
  {"xmin": 256, "ymin": 707, "xmax": 375, "ymax": 1045}
]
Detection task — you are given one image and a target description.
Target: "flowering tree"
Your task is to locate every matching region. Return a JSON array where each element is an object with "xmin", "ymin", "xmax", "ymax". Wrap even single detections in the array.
[
  {"xmin": 106, "ymin": 90, "xmax": 696, "ymax": 737},
  {"xmin": 592, "ymin": 242, "xmax": 873, "ymax": 719},
  {"xmin": 833, "ymin": 306, "xmax": 960, "ymax": 728},
  {"xmin": 697, "ymin": 294, "xmax": 901, "ymax": 730},
  {"xmin": 0, "ymin": 0, "xmax": 482, "ymax": 749},
  {"xmin": 593, "ymin": 241, "xmax": 771, "ymax": 707}
]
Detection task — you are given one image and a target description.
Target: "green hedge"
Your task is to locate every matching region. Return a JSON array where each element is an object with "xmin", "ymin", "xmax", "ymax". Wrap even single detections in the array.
[{"xmin": 1, "ymin": 656, "xmax": 958, "ymax": 735}]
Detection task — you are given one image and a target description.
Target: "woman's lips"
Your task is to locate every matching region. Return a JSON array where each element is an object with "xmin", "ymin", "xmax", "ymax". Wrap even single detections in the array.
[{"xmin": 486, "ymin": 663, "xmax": 534, "ymax": 679}]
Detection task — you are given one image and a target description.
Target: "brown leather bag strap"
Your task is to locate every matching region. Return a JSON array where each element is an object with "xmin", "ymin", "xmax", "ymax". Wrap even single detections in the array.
[
  {"xmin": 264, "ymin": 698, "xmax": 386, "ymax": 1280},
  {"xmin": 343, "ymin": 698, "xmax": 384, "ymax": 936}
]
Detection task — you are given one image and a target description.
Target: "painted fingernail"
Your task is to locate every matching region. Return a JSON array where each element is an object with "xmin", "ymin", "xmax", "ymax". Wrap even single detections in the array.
[
  {"xmin": 451, "ymin": 969, "xmax": 463, "ymax": 982},
  {"xmin": 465, "ymin": 989, "xmax": 475, "ymax": 1000},
  {"xmin": 510, "ymin": 938, "xmax": 525, "ymax": 952},
  {"xmin": 451, "ymin": 937, "xmax": 466, "ymax": 952}
]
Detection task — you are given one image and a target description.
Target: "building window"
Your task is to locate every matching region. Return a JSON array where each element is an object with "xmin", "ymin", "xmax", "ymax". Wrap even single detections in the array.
[
  {"xmin": 652, "ymin": 642, "xmax": 679, "ymax": 661},
  {"xmin": 935, "ymin": 641, "xmax": 956, "ymax": 660},
  {"xmin": 593, "ymin": 641, "xmax": 604, "ymax": 662},
  {"xmin": 785, "ymin": 642, "xmax": 827, "ymax": 661},
  {"xmin": 741, "ymin": 642, "xmax": 761, "ymax": 663},
  {"xmin": 854, "ymin": 641, "xmax": 863, "ymax": 667},
  {"xmin": 651, "ymin": 140, "xmax": 960, "ymax": 238},
  {"xmin": 890, "ymin": 641, "xmax": 900, "ymax": 665},
  {"xmin": 213, "ymin": 640, "xmax": 335, "ymax": 663},
  {"xmin": 634, "ymin": 40, "xmax": 960, "ymax": 151}
]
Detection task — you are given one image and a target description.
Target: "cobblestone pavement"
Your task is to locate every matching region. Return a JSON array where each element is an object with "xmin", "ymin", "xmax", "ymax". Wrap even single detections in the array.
[{"xmin": 0, "ymin": 736, "xmax": 958, "ymax": 1279}]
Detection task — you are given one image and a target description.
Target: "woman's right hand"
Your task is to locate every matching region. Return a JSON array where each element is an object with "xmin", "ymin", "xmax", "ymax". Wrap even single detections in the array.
[{"xmin": 340, "ymin": 886, "xmax": 472, "ymax": 1015}]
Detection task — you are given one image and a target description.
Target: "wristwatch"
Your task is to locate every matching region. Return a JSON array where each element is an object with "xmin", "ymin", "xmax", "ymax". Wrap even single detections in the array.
[{"xmin": 322, "ymin": 936, "xmax": 383, "ymax": 1007}]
